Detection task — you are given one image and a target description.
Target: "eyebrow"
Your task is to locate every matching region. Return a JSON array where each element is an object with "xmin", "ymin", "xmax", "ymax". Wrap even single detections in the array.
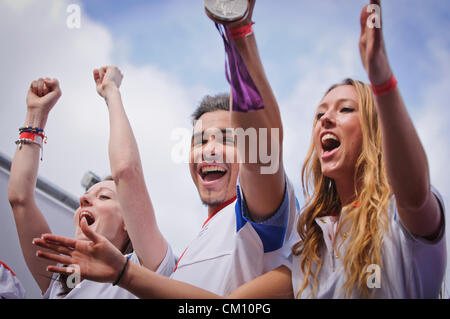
[
  {"xmin": 317, "ymin": 98, "xmax": 357, "ymax": 110},
  {"xmin": 84, "ymin": 186, "xmax": 115, "ymax": 196},
  {"xmin": 191, "ymin": 128, "xmax": 234, "ymax": 142}
]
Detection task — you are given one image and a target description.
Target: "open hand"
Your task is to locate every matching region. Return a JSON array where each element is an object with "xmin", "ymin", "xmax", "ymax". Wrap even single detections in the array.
[
  {"xmin": 33, "ymin": 218, "xmax": 126, "ymax": 284},
  {"xmin": 359, "ymin": 0, "xmax": 392, "ymax": 85},
  {"xmin": 93, "ymin": 66, "xmax": 123, "ymax": 99}
]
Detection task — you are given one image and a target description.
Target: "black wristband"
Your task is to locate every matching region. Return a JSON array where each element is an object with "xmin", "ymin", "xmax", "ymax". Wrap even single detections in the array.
[{"xmin": 112, "ymin": 256, "xmax": 130, "ymax": 286}]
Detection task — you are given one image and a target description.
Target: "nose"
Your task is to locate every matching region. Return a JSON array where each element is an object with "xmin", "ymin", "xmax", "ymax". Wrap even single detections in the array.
[
  {"xmin": 320, "ymin": 109, "xmax": 336, "ymax": 128},
  {"xmin": 79, "ymin": 193, "xmax": 92, "ymax": 207},
  {"xmin": 203, "ymin": 137, "xmax": 223, "ymax": 162}
]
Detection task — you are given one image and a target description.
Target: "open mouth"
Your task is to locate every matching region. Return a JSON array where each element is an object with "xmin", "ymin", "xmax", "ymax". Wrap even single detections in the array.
[
  {"xmin": 79, "ymin": 211, "xmax": 95, "ymax": 226},
  {"xmin": 321, "ymin": 133, "xmax": 341, "ymax": 152},
  {"xmin": 198, "ymin": 164, "xmax": 228, "ymax": 183}
]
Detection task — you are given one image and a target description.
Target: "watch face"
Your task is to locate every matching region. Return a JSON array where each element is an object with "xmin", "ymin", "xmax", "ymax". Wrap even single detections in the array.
[{"xmin": 203, "ymin": 0, "xmax": 248, "ymax": 22}]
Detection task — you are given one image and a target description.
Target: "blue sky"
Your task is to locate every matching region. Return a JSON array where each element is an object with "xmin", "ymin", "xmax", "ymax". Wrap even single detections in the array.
[
  {"xmin": 77, "ymin": 0, "xmax": 450, "ymax": 102},
  {"xmin": 0, "ymin": 0, "xmax": 449, "ymax": 295}
]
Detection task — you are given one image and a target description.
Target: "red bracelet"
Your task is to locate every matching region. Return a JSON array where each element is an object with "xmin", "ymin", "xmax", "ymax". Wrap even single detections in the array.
[
  {"xmin": 19, "ymin": 131, "xmax": 44, "ymax": 145},
  {"xmin": 228, "ymin": 22, "xmax": 255, "ymax": 40},
  {"xmin": 370, "ymin": 74, "xmax": 398, "ymax": 96}
]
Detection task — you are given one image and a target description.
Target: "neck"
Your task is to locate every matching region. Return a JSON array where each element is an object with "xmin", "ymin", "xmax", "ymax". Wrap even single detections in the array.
[
  {"xmin": 334, "ymin": 175, "xmax": 357, "ymax": 207},
  {"xmin": 207, "ymin": 195, "xmax": 237, "ymax": 218}
]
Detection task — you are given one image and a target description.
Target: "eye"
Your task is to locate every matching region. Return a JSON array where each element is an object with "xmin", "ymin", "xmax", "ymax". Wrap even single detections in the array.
[
  {"xmin": 316, "ymin": 112, "xmax": 324, "ymax": 120},
  {"xmin": 341, "ymin": 106, "xmax": 354, "ymax": 113},
  {"xmin": 99, "ymin": 195, "xmax": 110, "ymax": 200}
]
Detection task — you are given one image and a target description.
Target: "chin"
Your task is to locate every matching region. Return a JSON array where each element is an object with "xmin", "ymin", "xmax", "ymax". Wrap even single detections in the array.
[{"xmin": 199, "ymin": 191, "xmax": 228, "ymax": 207}]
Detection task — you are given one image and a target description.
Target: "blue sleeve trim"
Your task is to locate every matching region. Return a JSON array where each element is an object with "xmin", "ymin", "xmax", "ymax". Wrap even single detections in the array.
[{"xmin": 235, "ymin": 183, "xmax": 290, "ymax": 253}]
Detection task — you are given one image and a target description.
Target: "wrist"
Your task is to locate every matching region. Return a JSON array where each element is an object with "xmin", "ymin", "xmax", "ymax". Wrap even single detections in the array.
[
  {"xmin": 113, "ymin": 255, "xmax": 130, "ymax": 286},
  {"xmin": 102, "ymin": 83, "xmax": 120, "ymax": 98},
  {"xmin": 24, "ymin": 109, "xmax": 48, "ymax": 129},
  {"xmin": 371, "ymin": 74, "xmax": 398, "ymax": 97}
]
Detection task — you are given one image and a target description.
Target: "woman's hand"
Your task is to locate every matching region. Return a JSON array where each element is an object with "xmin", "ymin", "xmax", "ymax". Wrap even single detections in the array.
[
  {"xmin": 93, "ymin": 66, "xmax": 123, "ymax": 99},
  {"xmin": 33, "ymin": 218, "xmax": 126, "ymax": 284},
  {"xmin": 26, "ymin": 78, "xmax": 61, "ymax": 116},
  {"xmin": 359, "ymin": 0, "xmax": 392, "ymax": 85}
]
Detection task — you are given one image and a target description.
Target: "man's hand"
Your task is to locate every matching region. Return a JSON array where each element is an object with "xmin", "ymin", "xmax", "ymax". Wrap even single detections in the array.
[
  {"xmin": 26, "ymin": 78, "xmax": 61, "ymax": 115},
  {"xmin": 93, "ymin": 66, "xmax": 123, "ymax": 99},
  {"xmin": 359, "ymin": 0, "xmax": 392, "ymax": 85}
]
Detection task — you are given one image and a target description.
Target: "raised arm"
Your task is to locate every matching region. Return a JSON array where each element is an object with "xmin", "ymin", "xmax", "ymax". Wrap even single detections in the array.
[
  {"xmin": 207, "ymin": 0, "xmax": 286, "ymax": 220},
  {"xmin": 93, "ymin": 66, "xmax": 167, "ymax": 270},
  {"xmin": 8, "ymin": 78, "xmax": 61, "ymax": 293},
  {"xmin": 359, "ymin": 0, "xmax": 442, "ymax": 237},
  {"xmin": 34, "ymin": 223, "xmax": 293, "ymax": 299}
]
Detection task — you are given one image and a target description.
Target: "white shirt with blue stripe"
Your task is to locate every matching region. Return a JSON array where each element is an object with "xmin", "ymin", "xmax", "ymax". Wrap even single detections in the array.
[{"xmin": 170, "ymin": 177, "xmax": 299, "ymax": 296}]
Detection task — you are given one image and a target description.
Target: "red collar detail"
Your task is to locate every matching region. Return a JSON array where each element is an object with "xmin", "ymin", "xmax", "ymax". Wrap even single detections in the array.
[
  {"xmin": 0, "ymin": 261, "xmax": 16, "ymax": 276},
  {"xmin": 202, "ymin": 195, "xmax": 237, "ymax": 228}
]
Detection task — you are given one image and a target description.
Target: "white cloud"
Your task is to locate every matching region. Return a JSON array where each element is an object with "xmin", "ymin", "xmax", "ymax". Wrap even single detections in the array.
[{"xmin": 0, "ymin": 0, "xmax": 208, "ymax": 257}]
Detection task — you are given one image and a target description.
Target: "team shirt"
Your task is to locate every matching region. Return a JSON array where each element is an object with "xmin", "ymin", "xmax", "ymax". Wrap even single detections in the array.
[
  {"xmin": 285, "ymin": 187, "xmax": 446, "ymax": 299},
  {"xmin": 0, "ymin": 262, "xmax": 26, "ymax": 299},
  {"xmin": 43, "ymin": 245, "xmax": 175, "ymax": 299},
  {"xmin": 170, "ymin": 178, "xmax": 299, "ymax": 296}
]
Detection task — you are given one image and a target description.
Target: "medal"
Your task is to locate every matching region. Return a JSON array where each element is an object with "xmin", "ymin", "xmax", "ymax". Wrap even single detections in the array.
[{"xmin": 203, "ymin": 0, "xmax": 248, "ymax": 22}]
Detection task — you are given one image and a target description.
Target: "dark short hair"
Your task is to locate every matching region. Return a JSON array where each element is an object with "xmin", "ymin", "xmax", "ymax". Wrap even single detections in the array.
[{"xmin": 191, "ymin": 93, "xmax": 230, "ymax": 125}]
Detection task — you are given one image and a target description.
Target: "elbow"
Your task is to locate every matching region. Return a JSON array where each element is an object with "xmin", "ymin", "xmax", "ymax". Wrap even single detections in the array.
[
  {"xmin": 396, "ymin": 183, "xmax": 431, "ymax": 212},
  {"xmin": 8, "ymin": 188, "xmax": 31, "ymax": 209},
  {"xmin": 111, "ymin": 161, "xmax": 143, "ymax": 183}
]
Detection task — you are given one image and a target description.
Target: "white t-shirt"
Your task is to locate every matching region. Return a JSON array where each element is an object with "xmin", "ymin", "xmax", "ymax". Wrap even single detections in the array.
[
  {"xmin": 170, "ymin": 178, "xmax": 299, "ymax": 296},
  {"xmin": 0, "ymin": 262, "xmax": 26, "ymax": 299},
  {"xmin": 43, "ymin": 245, "xmax": 175, "ymax": 299},
  {"xmin": 285, "ymin": 188, "xmax": 446, "ymax": 299}
]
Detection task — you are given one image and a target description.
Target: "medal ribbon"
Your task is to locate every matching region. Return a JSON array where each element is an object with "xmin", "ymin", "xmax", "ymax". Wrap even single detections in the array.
[{"xmin": 216, "ymin": 23, "xmax": 264, "ymax": 113}]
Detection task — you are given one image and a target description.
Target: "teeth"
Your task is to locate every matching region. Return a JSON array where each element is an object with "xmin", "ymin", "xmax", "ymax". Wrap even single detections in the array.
[
  {"xmin": 201, "ymin": 166, "xmax": 226, "ymax": 174},
  {"xmin": 80, "ymin": 211, "xmax": 94, "ymax": 222},
  {"xmin": 321, "ymin": 133, "xmax": 339, "ymax": 144}
]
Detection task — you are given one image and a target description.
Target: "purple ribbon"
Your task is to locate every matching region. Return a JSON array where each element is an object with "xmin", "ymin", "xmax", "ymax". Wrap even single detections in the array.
[{"xmin": 216, "ymin": 23, "xmax": 264, "ymax": 113}]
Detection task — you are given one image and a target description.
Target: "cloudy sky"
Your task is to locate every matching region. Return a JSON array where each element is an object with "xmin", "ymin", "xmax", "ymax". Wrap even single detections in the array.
[{"xmin": 1, "ymin": 0, "xmax": 449, "ymax": 293}]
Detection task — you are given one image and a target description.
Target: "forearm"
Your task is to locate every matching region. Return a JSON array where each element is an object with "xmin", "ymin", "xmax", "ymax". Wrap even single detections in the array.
[
  {"xmin": 105, "ymin": 88, "xmax": 142, "ymax": 177},
  {"xmin": 228, "ymin": 32, "xmax": 286, "ymax": 218},
  {"xmin": 104, "ymin": 87, "xmax": 167, "ymax": 270},
  {"xmin": 8, "ymin": 110, "xmax": 48, "ymax": 204},
  {"xmin": 375, "ymin": 88, "xmax": 430, "ymax": 208},
  {"xmin": 375, "ymin": 87, "xmax": 442, "ymax": 237},
  {"xmin": 120, "ymin": 261, "xmax": 221, "ymax": 299},
  {"xmin": 232, "ymin": 34, "xmax": 283, "ymax": 138}
]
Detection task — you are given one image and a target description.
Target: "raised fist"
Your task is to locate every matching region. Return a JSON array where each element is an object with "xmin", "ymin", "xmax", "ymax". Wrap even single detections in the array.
[
  {"xmin": 93, "ymin": 66, "xmax": 123, "ymax": 99},
  {"xmin": 26, "ymin": 78, "xmax": 62, "ymax": 115}
]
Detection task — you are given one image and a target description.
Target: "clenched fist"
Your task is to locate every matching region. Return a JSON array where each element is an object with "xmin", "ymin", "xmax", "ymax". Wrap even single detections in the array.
[
  {"xmin": 93, "ymin": 66, "xmax": 123, "ymax": 99},
  {"xmin": 26, "ymin": 78, "xmax": 61, "ymax": 115}
]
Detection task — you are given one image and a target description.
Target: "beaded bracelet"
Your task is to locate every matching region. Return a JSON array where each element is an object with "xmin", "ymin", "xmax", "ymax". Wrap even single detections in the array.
[{"xmin": 15, "ymin": 128, "xmax": 46, "ymax": 161}]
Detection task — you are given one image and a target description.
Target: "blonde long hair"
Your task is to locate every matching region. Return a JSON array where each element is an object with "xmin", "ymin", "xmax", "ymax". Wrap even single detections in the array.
[{"xmin": 292, "ymin": 79, "xmax": 392, "ymax": 298}]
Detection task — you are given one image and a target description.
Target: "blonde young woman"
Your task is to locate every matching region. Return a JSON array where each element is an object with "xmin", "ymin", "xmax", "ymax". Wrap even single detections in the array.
[{"xmin": 34, "ymin": 0, "xmax": 446, "ymax": 298}]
